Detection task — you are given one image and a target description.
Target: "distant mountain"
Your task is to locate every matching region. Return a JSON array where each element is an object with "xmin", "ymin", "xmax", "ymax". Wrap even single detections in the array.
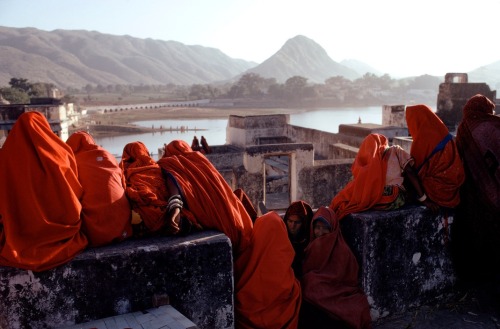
[
  {"xmin": 242, "ymin": 35, "xmax": 361, "ymax": 83},
  {"xmin": 468, "ymin": 60, "xmax": 500, "ymax": 91},
  {"xmin": 0, "ymin": 27, "xmax": 499, "ymax": 92},
  {"xmin": 340, "ymin": 59, "xmax": 383, "ymax": 76},
  {"xmin": 0, "ymin": 26, "xmax": 257, "ymax": 88}
]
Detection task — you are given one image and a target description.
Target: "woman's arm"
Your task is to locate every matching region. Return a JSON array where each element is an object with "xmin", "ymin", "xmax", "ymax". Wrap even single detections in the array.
[{"xmin": 403, "ymin": 164, "xmax": 440, "ymax": 213}]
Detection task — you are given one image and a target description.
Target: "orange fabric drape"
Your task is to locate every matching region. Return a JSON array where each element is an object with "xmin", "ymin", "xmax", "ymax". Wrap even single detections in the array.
[
  {"xmin": 158, "ymin": 140, "xmax": 253, "ymax": 257},
  {"xmin": 160, "ymin": 140, "xmax": 303, "ymax": 328},
  {"xmin": 301, "ymin": 207, "xmax": 372, "ymax": 329},
  {"xmin": 235, "ymin": 212, "xmax": 301, "ymax": 329},
  {"xmin": 406, "ymin": 105, "xmax": 465, "ymax": 207},
  {"xmin": 120, "ymin": 142, "xmax": 169, "ymax": 234},
  {"xmin": 329, "ymin": 133, "xmax": 391, "ymax": 220},
  {"xmin": 0, "ymin": 112, "xmax": 88, "ymax": 271},
  {"xmin": 67, "ymin": 131, "xmax": 132, "ymax": 246}
]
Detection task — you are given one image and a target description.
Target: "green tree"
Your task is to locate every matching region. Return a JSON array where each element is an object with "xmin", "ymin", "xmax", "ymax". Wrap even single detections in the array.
[{"xmin": 0, "ymin": 87, "xmax": 30, "ymax": 104}]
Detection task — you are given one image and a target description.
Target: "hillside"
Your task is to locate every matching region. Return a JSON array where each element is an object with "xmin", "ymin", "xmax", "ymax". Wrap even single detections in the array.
[
  {"xmin": 0, "ymin": 27, "xmax": 499, "ymax": 92},
  {"xmin": 0, "ymin": 26, "xmax": 257, "ymax": 88},
  {"xmin": 245, "ymin": 35, "xmax": 360, "ymax": 83}
]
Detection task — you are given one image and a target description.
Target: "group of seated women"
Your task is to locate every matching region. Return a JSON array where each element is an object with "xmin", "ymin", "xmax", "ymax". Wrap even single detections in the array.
[{"xmin": 0, "ymin": 94, "xmax": 495, "ymax": 329}]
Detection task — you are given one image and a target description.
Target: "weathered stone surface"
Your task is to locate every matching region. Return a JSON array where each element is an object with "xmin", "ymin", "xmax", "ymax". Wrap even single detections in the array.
[
  {"xmin": 0, "ymin": 231, "xmax": 234, "ymax": 329},
  {"xmin": 340, "ymin": 206, "xmax": 456, "ymax": 320}
]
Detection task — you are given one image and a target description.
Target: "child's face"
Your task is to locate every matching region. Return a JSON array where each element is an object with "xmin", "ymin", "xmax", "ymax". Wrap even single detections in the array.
[{"xmin": 313, "ymin": 221, "xmax": 331, "ymax": 238}]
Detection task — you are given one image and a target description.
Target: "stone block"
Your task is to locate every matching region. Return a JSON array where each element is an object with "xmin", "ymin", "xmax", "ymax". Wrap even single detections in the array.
[
  {"xmin": 0, "ymin": 231, "xmax": 234, "ymax": 329},
  {"xmin": 340, "ymin": 206, "xmax": 455, "ymax": 320}
]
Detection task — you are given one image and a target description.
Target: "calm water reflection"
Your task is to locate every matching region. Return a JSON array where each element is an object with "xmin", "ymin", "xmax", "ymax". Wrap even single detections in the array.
[{"xmin": 94, "ymin": 107, "xmax": 382, "ymax": 158}]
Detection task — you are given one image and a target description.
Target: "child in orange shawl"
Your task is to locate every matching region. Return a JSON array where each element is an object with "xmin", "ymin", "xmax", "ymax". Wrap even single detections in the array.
[
  {"xmin": 300, "ymin": 207, "xmax": 372, "ymax": 329},
  {"xmin": 330, "ymin": 133, "xmax": 437, "ymax": 220},
  {"xmin": 67, "ymin": 131, "xmax": 132, "ymax": 247},
  {"xmin": 405, "ymin": 104, "xmax": 465, "ymax": 208},
  {"xmin": 0, "ymin": 112, "xmax": 88, "ymax": 271},
  {"xmin": 158, "ymin": 140, "xmax": 301, "ymax": 329}
]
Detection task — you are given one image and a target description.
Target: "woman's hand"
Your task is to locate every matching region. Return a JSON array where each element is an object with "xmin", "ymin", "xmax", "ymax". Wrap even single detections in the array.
[{"xmin": 165, "ymin": 207, "xmax": 181, "ymax": 234}]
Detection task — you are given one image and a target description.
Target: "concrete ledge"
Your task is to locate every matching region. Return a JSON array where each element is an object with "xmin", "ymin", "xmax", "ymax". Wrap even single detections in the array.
[
  {"xmin": 340, "ymin": 205, "xmax": 456, "ymax": 320},
  {"xmin": 0, "ymin": 231, "xmax": 234, "ymax": 329}
]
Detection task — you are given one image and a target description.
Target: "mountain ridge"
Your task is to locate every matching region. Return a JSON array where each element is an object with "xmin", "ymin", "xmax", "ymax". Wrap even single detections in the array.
[{"xmin": 0, "ymin": 26, "xmax": 498, "ymax": 90}]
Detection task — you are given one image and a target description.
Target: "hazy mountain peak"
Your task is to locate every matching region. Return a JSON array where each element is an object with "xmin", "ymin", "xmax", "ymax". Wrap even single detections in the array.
[{"xmin": 244, "ymin": 35, "xmax": 360, "ymax": 83}]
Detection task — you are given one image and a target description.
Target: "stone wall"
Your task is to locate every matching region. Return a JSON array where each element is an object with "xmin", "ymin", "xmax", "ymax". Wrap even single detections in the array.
[
  {"xmin": 0, "ymin": 231, "xmax": 234, "ymax": 329},
  {"xmin": 341, "ymin": 206, "xmax": 456, "ymax": 320}
]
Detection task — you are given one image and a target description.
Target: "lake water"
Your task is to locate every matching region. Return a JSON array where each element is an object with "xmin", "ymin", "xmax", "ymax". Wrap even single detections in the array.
[{"xmin": 94, "ymin": 106, "xmax": 382, "ymax": 157}]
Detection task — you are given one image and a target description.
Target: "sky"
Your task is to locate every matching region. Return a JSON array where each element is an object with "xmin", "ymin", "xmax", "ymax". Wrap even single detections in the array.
[{"xmin": 1, "ymin": 0, "xmax": 499, "ymax": 78}]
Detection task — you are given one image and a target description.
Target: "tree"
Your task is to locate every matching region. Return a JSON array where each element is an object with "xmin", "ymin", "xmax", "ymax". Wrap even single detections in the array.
[
  {"xmin": 0, "ymin": 87, "xmax": 30, "ymax": 104},
  {"xmin": 284, "ymin": 76, "xmax": 308, "ymax": 103}
]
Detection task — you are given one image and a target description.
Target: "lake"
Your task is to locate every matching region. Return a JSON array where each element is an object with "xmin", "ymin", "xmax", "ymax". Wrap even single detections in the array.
[{"xmin": 94, "ymin": 106, "xmax": 382, "ymax": 157}]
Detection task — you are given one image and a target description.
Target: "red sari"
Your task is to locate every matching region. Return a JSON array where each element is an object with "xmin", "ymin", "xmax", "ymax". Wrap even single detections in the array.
[
  {"xmin": 301, "ymin": 207, "xmax": 372, "ymax": 329},
  {"xmin": 406, "ymin": 104, "xmax": 465, "ymax": 207},
  {"xmin": 330, "ymin": 134, "xmax": 396, "ymax": 220},
  {"xmin": 120, "ymin": 142, "xmax": 169, "ymax": 234},
  {"xmin": 456, "ymin": 94, "xmax": 499, "ymax": 211},
  {"xmin": 0, "ymin": 112, "xmax": 88, "ymax": 271},
  {"xmin": 157, "ymin": 140, "xmax": 253, "ymax": 257},
  {"xmin": 235, "ymin": 212, "xmax": 301, "ymax": 329},
  {"xmin": 67, "ymin": 131, "xmax": 132, "ymax": 246},
  {"xmin": 160, "ymin": 141, "xmax": 300, "ymax": 328}
]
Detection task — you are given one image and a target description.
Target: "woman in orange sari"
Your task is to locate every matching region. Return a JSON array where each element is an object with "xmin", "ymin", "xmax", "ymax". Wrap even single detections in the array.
[
  {"xmin": 0, "ymin": 112, "xmax": 88, "ymax": 271},
  {"xmin": 330, "ymin": 133, "xmax": 437, "ymax": 220},
  {"xmin": 405, "ymin": 104, "xmax": 465, "ymax": 208},
  {"xmin": 158, "ymin": 140, "xmax": 300, "ymax": 329},
  {"xmin": 120, "ymin": 142, "xmax": 173, "ymax": 236},
  {"xmin": 67, "ymin": 131, "xmax": 132, "ymax": 247}
]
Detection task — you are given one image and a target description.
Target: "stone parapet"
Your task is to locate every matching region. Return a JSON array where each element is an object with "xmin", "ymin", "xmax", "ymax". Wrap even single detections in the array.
[
  {"xmin": 340, "ymin": 206, "xmax": 456, "ymax": 320},
  {"xmin": 0, "ymin": 231, "xmax": 234, "ymax": 329}
]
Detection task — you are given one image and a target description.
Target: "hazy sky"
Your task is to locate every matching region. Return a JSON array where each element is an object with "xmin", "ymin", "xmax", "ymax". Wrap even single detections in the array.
[{"xmin": 1, "ymin": 0, "xmax": 499, "ymax": 78}]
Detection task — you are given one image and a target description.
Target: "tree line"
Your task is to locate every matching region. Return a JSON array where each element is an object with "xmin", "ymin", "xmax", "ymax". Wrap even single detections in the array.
[{"xmin": 1, "ymin": 73, "xmax": 440, "ymax": 107}]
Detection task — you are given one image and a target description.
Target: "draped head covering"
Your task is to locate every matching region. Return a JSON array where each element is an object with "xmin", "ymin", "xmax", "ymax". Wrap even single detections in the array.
[
  {"xmin": 235, "ymin": 211, "xmax": 301, "ymax": 329},
  {"xmin": 406, "ymin": 105, "xmax": 465, "ymax": 207},
  {"xmin": 284, "ymin": 200, "xmax": 313, "ymax": 242},
  {"xmin": 120, "ymin": 141, "xmax": 169, "ymax": 234},
  {"xmin": 67, "ymin": 131, "xmax": 132, "ymax": 246},
  {"xmin": 302, "ymin": 207, "xmax": 372, "ymax": 329},
  {"xmin": 456, "ymin": 94, "xmax": 499, "ymax": 211},
  {"xmin": 0, "ymin": 112, "xmax": 88, "ymax": 271},
  {"xmin": 330, "ymin": 133, "xmax": 391, "ymax": 220},
  {"xmin": 157, "ymin": 140, "xmax": 253, "ymax": 257}
]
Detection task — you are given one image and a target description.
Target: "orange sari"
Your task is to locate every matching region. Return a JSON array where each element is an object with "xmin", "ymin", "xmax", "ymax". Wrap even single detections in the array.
[
  {"xmin": 67, "ymin": 131, "xmax": 132, "ymax": 246},
  {"xmin": 330, "ymin": 133, "xmax": 395, "ymax": 220},
  {"xmin": 235, "ymin": 212, "xmax": 301, "ymax": 329},
  {"xmin": 159, "ymin": 140, "xmax": 302, "ymax": 329},
  {"xmin": 120, "ymin": 142, "xmax": 169, "ymax": 234},
  {"xmin": 0, "ymin": 112, "xmax": 87, "ymax": 271},
  {"xmin": 406, "ymin": 105, "xmax": 465, "ymax": 207},
  {"xmin": 158, "ymin": 140, "xmax": 253, "ymax": 257}
]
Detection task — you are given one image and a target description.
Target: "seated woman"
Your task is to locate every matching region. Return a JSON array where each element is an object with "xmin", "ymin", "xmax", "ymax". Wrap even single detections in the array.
[
  {"xmin": 120, "ymin": 141, "xmax": 181, "ymax": 236},
  {"xmin": 0, "ymin": 112, "xmax": 88, "ymax": 271},
  {"xmin": 67, "ymin": 131, "xmax": 132, "ymax": 247},
  {"xmin": 330, "ymin": 133, "xmax": 438, "ymax": 220},
  {"xmin": 405, "ymin": 104, "xmax": 465, "ymax": 208},
  {"xmin": 158, "ymin": 140, "xmax": 300, "ymax": 329},
  {"xmin": 300, "ymin": 206, "xmax": 372, "ymax": 329},
  {"xmin": 283, "ymin": 200, "xmax": 313, "ymax": 278}
]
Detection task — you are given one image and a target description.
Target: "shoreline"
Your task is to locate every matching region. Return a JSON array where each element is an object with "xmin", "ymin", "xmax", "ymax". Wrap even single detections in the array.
[{"xmin": 76, "ymin": 106, "xmax": 309, "ymax": 137}]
